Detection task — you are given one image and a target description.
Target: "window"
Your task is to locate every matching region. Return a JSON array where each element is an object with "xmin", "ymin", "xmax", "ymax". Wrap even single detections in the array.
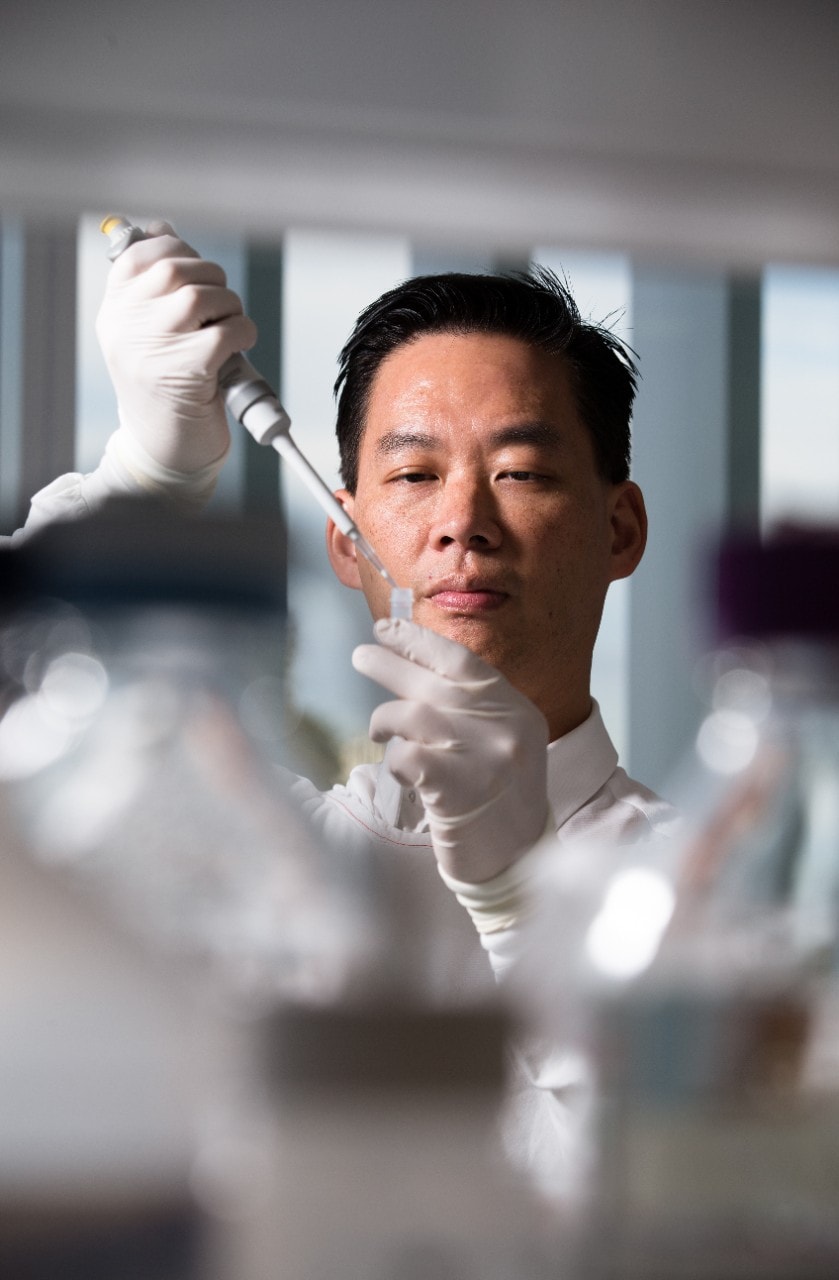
[{"xmin": 761, "ymin": 265, "xmax": 839, "ymax": 527}]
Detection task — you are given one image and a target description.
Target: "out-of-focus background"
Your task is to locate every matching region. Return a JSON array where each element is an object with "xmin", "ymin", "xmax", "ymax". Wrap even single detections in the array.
[{"xmin": 2, "ymin": 0, "xmax": 838, "ymax": 792}]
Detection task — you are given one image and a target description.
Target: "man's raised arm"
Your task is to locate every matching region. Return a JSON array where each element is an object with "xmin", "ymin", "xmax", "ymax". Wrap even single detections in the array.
[{"xmin": 3, "ymin": 221, "xmax": 256, "ymax": 545}]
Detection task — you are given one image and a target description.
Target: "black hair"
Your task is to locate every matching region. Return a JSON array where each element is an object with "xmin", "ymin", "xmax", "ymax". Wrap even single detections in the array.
[{"xmin": 333, "ymin": 266, "xmax": 638, "ymax": 493}]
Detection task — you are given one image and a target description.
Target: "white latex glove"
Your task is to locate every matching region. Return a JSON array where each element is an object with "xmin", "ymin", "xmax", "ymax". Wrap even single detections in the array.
[
  {"xmin": 95, "ymin": 220, "xmax": 257, "ymax": 474},
  {"xmin": 352, "ymin": 618, "xmax": 550, "ymax": 884}
]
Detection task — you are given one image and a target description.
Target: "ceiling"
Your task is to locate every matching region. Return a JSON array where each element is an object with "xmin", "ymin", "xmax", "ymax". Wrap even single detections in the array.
[{"xmin": 2, "ymin": 0, "xmax": 839, "ymax": 266}]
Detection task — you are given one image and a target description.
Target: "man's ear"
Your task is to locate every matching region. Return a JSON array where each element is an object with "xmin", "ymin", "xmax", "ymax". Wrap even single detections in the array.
[
  {"xmin": 325, "ymin": 488, "xmax": 364, "ymax": 590},
  {"xmin": 608, "ymin": 481, "xmax": 648, "ymax": 582}
]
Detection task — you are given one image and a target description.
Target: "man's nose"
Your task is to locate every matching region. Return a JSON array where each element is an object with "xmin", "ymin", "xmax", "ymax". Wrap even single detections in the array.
[{"xmin": 428, "ymin": 477, "xmax": 503, "ymax": 550}]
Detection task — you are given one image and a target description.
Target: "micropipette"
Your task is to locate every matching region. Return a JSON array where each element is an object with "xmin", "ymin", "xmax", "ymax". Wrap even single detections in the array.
[{"xmin": 99, "ymin": 215, "xmax": 398, "ymax": 591}]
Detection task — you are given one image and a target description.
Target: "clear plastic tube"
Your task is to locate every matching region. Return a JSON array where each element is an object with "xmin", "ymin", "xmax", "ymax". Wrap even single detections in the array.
[{"xmin": 389, "ymin": 588, "xmax": 413, "ymax": 621}]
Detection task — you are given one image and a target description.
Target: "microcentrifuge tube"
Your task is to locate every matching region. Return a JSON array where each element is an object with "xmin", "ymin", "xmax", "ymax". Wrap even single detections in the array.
[{"xmin": 390, "ymin": 588, "xmax": 413, "ymax": 621}]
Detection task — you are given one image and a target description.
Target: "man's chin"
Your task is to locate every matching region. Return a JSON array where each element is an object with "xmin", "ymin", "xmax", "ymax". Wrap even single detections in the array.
[{"xmin": 417, "ymin": 610, "xmax": 514, "ymax": 665}]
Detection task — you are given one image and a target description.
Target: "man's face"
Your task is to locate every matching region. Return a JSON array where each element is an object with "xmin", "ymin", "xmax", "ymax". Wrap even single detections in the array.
[{"xmin": 329, "ymin": 331, "xmax": 645, "ymax": 739}]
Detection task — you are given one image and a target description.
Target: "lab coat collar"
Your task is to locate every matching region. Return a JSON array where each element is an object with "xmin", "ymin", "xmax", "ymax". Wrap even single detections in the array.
[{"xmin": 546, "ymin": 699, "xmax": 618, "ymax": 830}]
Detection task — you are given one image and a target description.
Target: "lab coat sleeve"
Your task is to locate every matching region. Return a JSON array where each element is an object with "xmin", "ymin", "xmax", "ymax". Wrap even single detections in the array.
[
  {"xmin": 436, "ymin": 837, "xmax": 551, "ymax": 979},
  {"xmin": 0, "ymin": 439, "xmax": 141, "ymax": 547},
  {"xmin": 472, "ymin": 898, "xmax": 596, "ymax": 1202},
  {"xmin": 1, "ymin": 427, "xmax": 227, "ymax": 547}
]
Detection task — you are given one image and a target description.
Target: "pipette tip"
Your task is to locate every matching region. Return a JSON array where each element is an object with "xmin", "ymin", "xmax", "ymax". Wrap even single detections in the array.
[{"xmin": 351, "ymin": 530, "xmax": 398, "ymax": 588}]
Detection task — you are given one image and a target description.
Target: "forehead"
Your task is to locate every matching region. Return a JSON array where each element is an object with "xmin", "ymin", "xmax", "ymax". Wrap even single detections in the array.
[{"xmin": 363, "ymin": 331, "xmax": 579, "ymax": 434}]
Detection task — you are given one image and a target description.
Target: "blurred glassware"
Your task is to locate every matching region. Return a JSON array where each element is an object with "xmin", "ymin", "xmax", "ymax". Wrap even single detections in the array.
[
  {"xmin": 0, "ymin": 503, "xmax": 383, "ymax": 1278},
  {"xmin": 514, "ymin": 525, "xmax": 839, "ymax": 1279},
  {"xmin": 0, "ymin": 502, "xmax": 542, "ymax": 1280},
  {"xmin": 0, "ymin": 502, "xmax": 381, "ymax": 1005}
]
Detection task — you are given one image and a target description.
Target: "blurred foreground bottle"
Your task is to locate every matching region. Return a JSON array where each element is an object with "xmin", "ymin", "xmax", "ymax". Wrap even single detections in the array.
[
  {"xmin": 0, "ymin": 502, "xmax": 376, "ymax": 1278},
  {"xmin": 0, "ymin": 501, "xmax": 376, "ymax": 997},
  {"xmin": 0, "ymin": 502, "xmax": 540, "ymax": 1280},
  {"xmin": 516, "ymin": 526, "xmax": 839, "ymax": 1280}
]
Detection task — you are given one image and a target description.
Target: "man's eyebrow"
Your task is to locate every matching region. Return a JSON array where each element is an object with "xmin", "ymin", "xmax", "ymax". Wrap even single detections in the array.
[
  {"xmin": 374, "ymin": 429, "xmax": 439, "ymax": 456},
  {"xmin": 374, "ymin": 421, "xmax": 564, "ymax": 456},
  {"xmin": 489, "ymin": 421, "xmax": 563, "ymax": 449}
]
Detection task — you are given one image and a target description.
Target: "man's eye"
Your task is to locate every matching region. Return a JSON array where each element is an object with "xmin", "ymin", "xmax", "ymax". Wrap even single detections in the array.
[
  {"xmin": 500, "ymin": 470, "xmax": 543, "ymax": 482},
  {"xmin": 394, "ymin": 471, "xmax": 435, "ymax": 483}
]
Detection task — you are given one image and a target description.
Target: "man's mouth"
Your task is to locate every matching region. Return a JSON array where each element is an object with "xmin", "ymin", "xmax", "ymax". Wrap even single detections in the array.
[{"xmin": 424, "ymin": 579, "xmax": 510, "ymax": 613}]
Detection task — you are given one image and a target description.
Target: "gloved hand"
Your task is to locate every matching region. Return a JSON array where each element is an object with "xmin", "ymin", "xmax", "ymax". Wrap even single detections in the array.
[
  {"xmin": 352, "ymin": 618, "xmax": 550, "ymax": 884},
  {"xmin": 96, "ymin": 220, "xmax": 257, "ymax": 474}
]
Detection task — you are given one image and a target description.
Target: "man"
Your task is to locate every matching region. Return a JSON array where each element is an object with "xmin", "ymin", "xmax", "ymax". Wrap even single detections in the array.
[{"xmin": 6, "ymin": 224, "xmax": 675, "ymax": 1182}]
